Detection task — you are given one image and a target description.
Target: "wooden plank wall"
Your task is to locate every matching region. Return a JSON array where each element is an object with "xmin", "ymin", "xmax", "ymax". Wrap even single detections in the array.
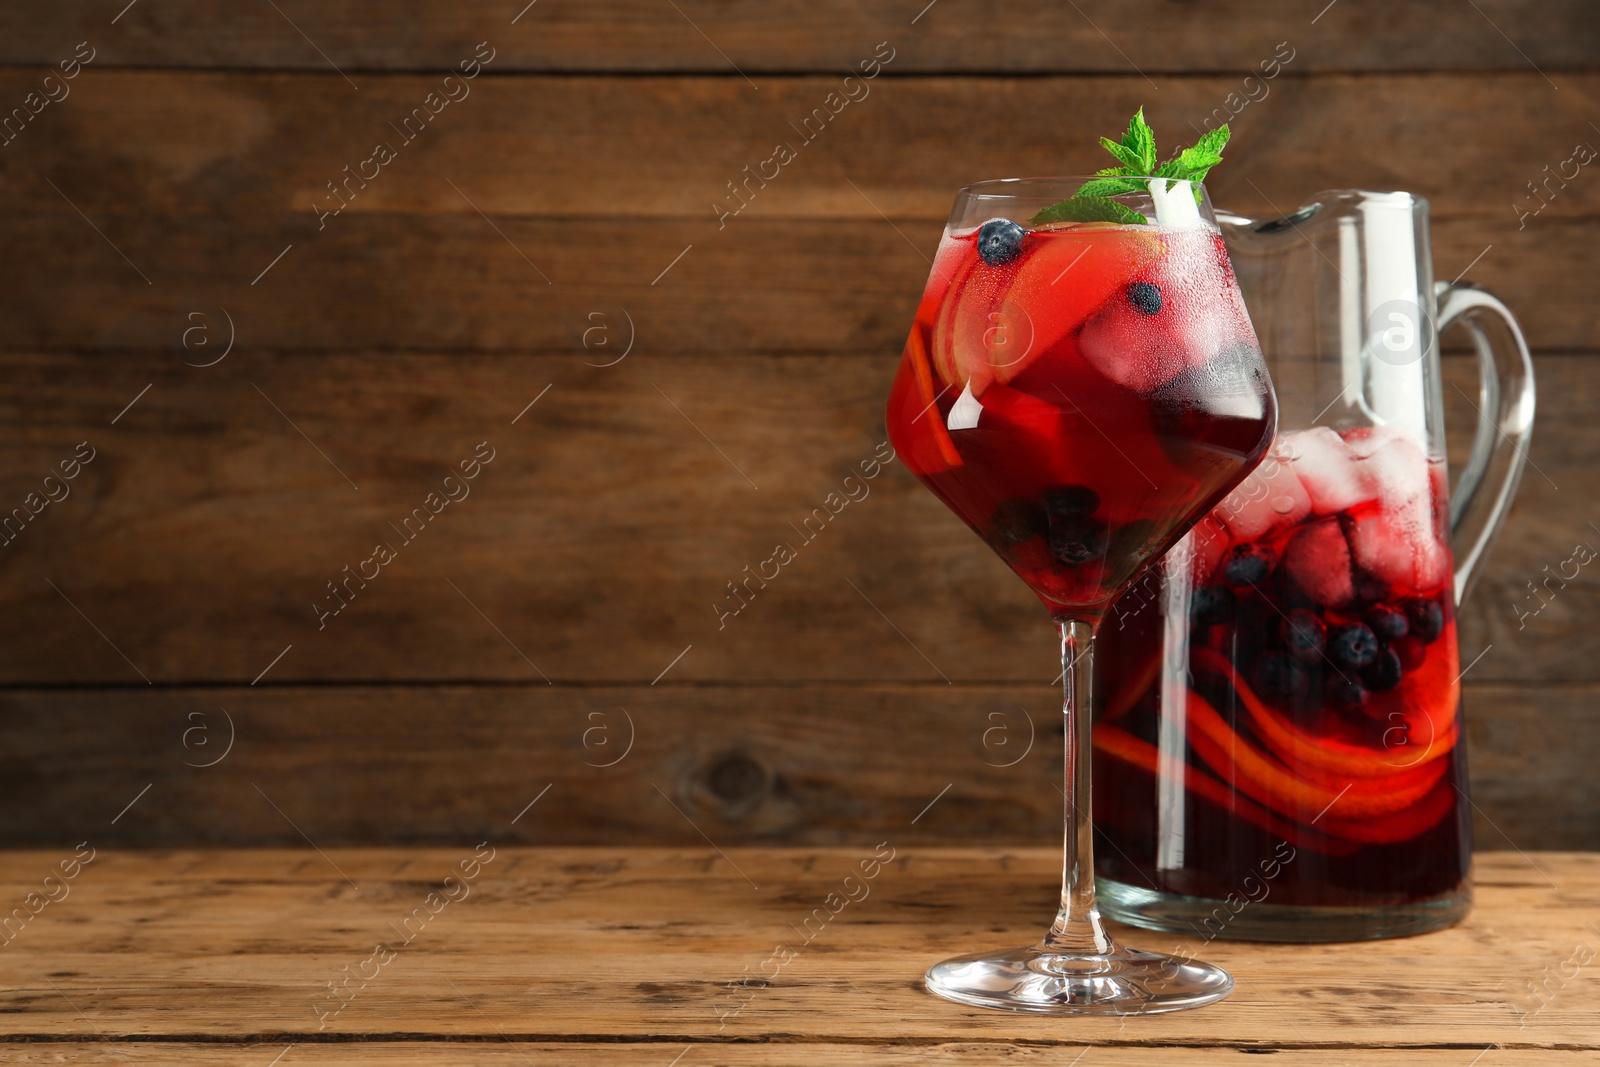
[{"xmin": 0, "ymin": 2, "xmax": 1594, "ymax": 849}]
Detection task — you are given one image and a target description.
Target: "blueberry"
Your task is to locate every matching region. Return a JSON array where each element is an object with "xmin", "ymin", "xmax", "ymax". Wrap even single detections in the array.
[
  {"xmin": 1223, "ymin": 544, "xmax": 1277, "ymax": 588},
  {"xmin": 1280, "ymin": 609, "xmax": 1326, "ymax": 663},
  {"xmin": 1405, "ymin": 597, "xmax": 1445, "ymax": 643},
  {"xmin": 1190, "ymin": 585, "xmax": 1235, "ymax": 627},
  {"xmin": 1365, "ymin": 648, "xmax": 1404, "ymax": 691},
  {"xmin": 1127, "ymin": 281, "xmax": 1163, "ymax": 316},
  {"xmin": 1044, "ymin": 484, "xmax": 1100, "ymax": 515},
  {"xmin": 990, "ymin": 499, "xmax": 1046, "ymax": 543},
  {"xmin": 1048, "ymin": 513, "xmax": 1109, "ymax": 565},
  {"xmin": 1330, "ymin": 623, "xmax": 1379, "ymax": 669},
  {"xmin": 1367, "ymin": 605, "xmax": 1409, "ymax": 641},
  {"xmin": 1253, "ymin": 652, "xmax": 1311, "ymax": 706},
  {"xmin": 976, "ymin": 218, "xmax": 1027, "ymax": 267},
  {"xmin": 1325, "ymin": 673, "xmax": 1369, "ymax": 711}
]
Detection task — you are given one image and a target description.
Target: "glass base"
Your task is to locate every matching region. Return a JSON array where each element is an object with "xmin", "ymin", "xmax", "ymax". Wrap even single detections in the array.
[
  {"xmin": 925, "ymin": 942, "xmax": 1233, "ymax": 1015},
  {"xmin": 1098, "ymin": 877, "xmax": 1472, "ymax": 943}
]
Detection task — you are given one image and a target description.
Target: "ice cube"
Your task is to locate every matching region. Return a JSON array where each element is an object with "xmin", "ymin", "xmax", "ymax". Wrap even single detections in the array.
[
  {"xmin": 1283, "ymin": 516, "xmax": 1355, "ymax": 607},
  {"xmin": 1343, "ymin": 423, "xmax": 1405, "ymax": 460},
  {"xmin": 1346, "ymin": 492, "xmax": 1449, "ymax": 593},
  {"xmin": 1343, "ymin": 431, "xmax": 1448, "ymax": 591},
  {"xmin": 1285, "ymin": 426, "xmax": 1376, "ymax": 515},
  {"xmin": 1076, "ymin": 229, "xmax": 1253, "ymax": 393},
  {"xmin": 1215, "ymin": 448, "xmax": 1312, "ymax": 541},
  {"xmin": 1352, "ymin": 431, "xmax": 1429, "ymax": 510},
  {"xmin": 1076, "ymin": 286, "xmax": 1190, "ymax": 392}
]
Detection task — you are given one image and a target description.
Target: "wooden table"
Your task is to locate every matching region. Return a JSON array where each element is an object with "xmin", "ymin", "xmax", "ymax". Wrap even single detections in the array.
[{"xmin": 0, "ymin": 848, "xmax": 1593, "ymax": 1064}]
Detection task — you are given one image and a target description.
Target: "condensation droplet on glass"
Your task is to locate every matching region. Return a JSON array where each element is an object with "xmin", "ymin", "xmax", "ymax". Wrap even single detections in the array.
[{"xmin": 1271, "ymin": 495, "xmax": 1296, "ymax": 514}]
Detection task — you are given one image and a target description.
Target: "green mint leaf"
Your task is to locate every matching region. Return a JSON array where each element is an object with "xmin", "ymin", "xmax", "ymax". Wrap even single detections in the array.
[
  {"xmin": 1098, "ymin": 137, "xmax": 1144, "ymax": 171},
  {"xmin": 1043, "ymin": 111, "xmax": 1232, "ymax": 225},
  {"xmin": 1174, "ymin": 125, "xmax": 1230, "ymax": 185},
  {"xmin": 1073, "ymin": 176, "xmax": 1145, "ymax": 197},
  {"xmin": 1031, "ymin": 196, "xmax": 1148, "ymax": 226},
  {"xmin": 1122, "ymin": 107, "xmax": 1157, "ymax": 174},
  {"xmin": 1191, "ymin": 124, "xmax": 1231, "ymax": 159},
  {"xmin": 1173, "ymin": 151, "xmax": 1224, "ymax": 185},
  {"xmin": 1091, "ymin": 110, "xmax": 1230, "ymax": 184}
]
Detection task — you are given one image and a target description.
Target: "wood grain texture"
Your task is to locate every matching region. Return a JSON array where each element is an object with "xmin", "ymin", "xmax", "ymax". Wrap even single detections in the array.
[
  {"xmin": 0, "ymin": 848, "xmax": 1591, "ymax": 1055},
  {"xmin": 0, "ymin": 682, "xmax": 1591, "ymax": 850},
  {"xmin": 10, "ymin": 71, "xmax": 1595, "ymax": 223},
  {"xmin": 0, "ymin": 682, "xmax": 1066, "ymax": 849},
  {"xmin": 2, "ymin": 1, "xmax": 1596, "ymax": 72},
  {"xmin": 0, "ymin": 352, "xmax": 1586, "ymax": 687},
  {"xmin": 5, "ymin": 214, "xmax": 1593, "ymax": 355},
  {"xmin": 0, "ymin": 1048, "xmax": 1581, "ymax": 1066},
  {"xmin": 1, "ymin": 4, "xmax": 1596, "ymax": 860},
  {"xmin": 3, "ymin": 71, "xmax": 1595, "ymax": 353}
]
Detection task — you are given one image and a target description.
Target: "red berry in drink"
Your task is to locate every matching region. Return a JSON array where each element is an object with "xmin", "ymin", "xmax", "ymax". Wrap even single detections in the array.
[
  {"xmin": 1282, "ymin": 517, "xmax": 1355, "ymax": 607},
  {"xmin": 1324, "ymin": 672, "xmax": 1370, "ymax": 711},
  {"xmin": 1367, "ymin": 604, "xmax": 1409, "ymax": 641},
  {"xmin": 1281, "ymin": 609, "xmax": 1326, "ymax": 664},
  {"xmin": 1365, "ymin": 647, "xmax": 1404, "ymax": 691},
  {"xmin": 1190, "ymin": 585, "xmax": 1235, "ymax": 627},
  {"xmin": 976, "ymin": 218, "xmax": 1027, "ymax": 266},
  {"xmin": 1126, "ymin": 281, "xmax": 1162, "ymax": 315},
  {"xmin": 1405, "ymin": 597, "xmax": 1445, "ymax": 643},
  {"xmin": 1045, "ymin": 484, "xmax": 1100, "ymax": 516},
  {"xmin": 1330, "ymin": 622, "xmax": 1379, "ymax": 669},
  {"xmin": 1222, "ymin": 543, "xmax": 1277, "ymax": 588},
  {"xmin": 1252, "ymin": 651, "xmax": 1311, "ymax": 706},
  {"xmin": 1049, "ymin": 513, "xmax": 1110, "ymax": 565}
]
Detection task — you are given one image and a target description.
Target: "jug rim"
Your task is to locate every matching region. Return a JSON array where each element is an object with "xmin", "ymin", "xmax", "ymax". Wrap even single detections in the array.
[{"xmin": 1218, "ymin": 189, "xmax": 1430, "ymax": 233}]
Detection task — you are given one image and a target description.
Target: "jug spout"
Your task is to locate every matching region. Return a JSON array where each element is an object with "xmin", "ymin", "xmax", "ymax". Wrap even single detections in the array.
[
  {"xmin": 1215, "ymin": 198, "xmax": 1327, "ymax": 242},
  {"xmin": 1217, "ymin": 188, "xmax": 1420, "ymax": 245}
]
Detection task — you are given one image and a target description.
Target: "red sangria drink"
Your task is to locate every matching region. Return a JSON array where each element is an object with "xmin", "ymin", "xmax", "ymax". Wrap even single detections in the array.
[
  {"xmin": 1094, "ymin": 423, "xmax": 1472, "ymax": 939},
  {"xmin": 884, "ymin": 116, "xmax": 1278, "ymax": 1017},
  {"xmin": 886, "ymin": 219, "xmax": 1275, "ymax": 617}
]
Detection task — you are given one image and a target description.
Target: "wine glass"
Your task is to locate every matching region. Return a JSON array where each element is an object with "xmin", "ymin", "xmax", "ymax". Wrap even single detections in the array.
[{"xmin": 885, "ymin": 176, "xmax": 1277, "ymax": 1013}]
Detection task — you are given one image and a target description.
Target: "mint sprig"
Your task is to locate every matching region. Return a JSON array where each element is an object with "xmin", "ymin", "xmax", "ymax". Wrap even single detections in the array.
[
  {"xmin": 1104, "ymin": 109, "xmax": 1157, "ymax": 175},
  {"xmin": 1030, "ymin": 109, "xmax": 1231, "ymax": 226},
  {"xmin": 1158, "ymin": 124, "xmax": 1229, "ymax": 185}
]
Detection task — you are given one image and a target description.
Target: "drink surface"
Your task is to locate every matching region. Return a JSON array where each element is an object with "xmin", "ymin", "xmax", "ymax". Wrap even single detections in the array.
[
  {"xmin": 1094, "ymin": 424, "xmax": 1469, "ymax": 906},
  {"xmin": 886, "ymin": 221, "xmax": 1275, "ymax": 616}
]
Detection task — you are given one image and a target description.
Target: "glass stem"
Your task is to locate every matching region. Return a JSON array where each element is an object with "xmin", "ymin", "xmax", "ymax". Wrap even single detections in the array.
[{"xmin": 1042, "ymin": 616, "xmax": 1114, "ymax": 956}]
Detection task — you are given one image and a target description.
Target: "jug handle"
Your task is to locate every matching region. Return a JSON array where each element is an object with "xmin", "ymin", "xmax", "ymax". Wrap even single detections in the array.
[{"xmin": 1434, "ymin": 281, "xmax": 1536, "ymax": 606}]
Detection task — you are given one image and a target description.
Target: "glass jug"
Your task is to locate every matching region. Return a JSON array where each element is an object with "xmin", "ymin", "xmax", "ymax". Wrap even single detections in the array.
[{"xmin": 1092, "ymin": 190, "xmax": 1535, "ymax": 941}]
